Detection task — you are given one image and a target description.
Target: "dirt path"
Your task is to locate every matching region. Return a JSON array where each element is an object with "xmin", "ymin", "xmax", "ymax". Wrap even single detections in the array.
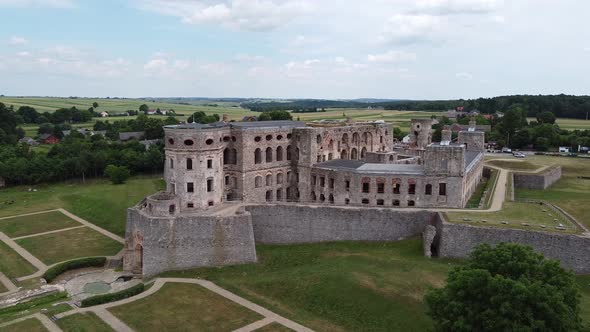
[
  {"xmin": 11, "ymin": 225, "xmax": 86, "ymax": 241},
  {"xmin": 0, "ymin": 272, "xmax": 18, "ymax": 296}
]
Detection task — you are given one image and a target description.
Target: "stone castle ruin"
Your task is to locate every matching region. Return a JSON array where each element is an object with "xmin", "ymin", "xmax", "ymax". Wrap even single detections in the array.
[{"xmin": 124, "ymin": 117, "xmax": 488, "ymax": 277}]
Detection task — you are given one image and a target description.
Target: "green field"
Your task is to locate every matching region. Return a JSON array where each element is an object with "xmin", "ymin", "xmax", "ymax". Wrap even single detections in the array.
[
  {"xmin": 162, "ymin": 239, "xmax": 458, "ymax": 332},
  {"xmin": 15, "ymin": 227, "xmax": 122, "ymax": 265},
  {"xmin": 56, "ymin": 312, "xmax": 114, "ymax": 332},
  {"xmin": 109, "ymin": 283, "xmax": 263, "ymax": 332},
  {"xmin": 0, "ymin": 211, "xmax": 78, "ymax": 238},
  {"xmin": 256, "ymin": 322, "xmax": 294, "ymax": 332},
  {"xmin": 0, "ymin": 318, "xmax": 48, "ymax": 332},
  {"xmin": 527, "ymin": 117, "xmax": 590, "ymax": 130},
  {"xmin": 515, "ymin": 155, "xmax": 590, "ymax": 228},
  {"xmin": 0, "ymin": 240, "xmax": 37, "ymax": 279},
  {"xmin": 0, "ymin": 176, "xmax": 164, "ymax": 236}
]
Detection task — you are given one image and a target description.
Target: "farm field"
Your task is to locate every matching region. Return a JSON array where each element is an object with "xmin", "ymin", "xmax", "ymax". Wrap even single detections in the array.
[
  {"xmin": 527, "ymin": 117, "xmax": 590, "ymax": 130},
  {"xmin": 0, "ymin": 176, "xmax": 164, "ymax": 236}
]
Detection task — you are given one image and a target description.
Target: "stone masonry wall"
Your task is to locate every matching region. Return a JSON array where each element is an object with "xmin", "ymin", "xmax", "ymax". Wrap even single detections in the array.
[
  {"xmin": 125, "ymin": 208, "xmax": 257, "ymax": 278},
  {"xmin": 246, "ymin": 204, "xmax": 435, "ymax": 244},
  {"xmin": 435, "ymin": 214, "xmax": 590, "ymax": 273},
  {"xmin": 514, "ymin": 166, "xmax": 562, "ymax": 190}
]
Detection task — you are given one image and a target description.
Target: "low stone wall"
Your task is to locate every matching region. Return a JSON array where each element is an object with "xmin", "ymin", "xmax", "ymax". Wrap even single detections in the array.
[
  {"xmin": 246, "ymin": 204, "xmax": 434, "ymax": 244},
  {"xmin": 435, "ymin": 214, "xmax": 590, "ymax": 274},
  {"xmin": 125, "ymin": 208, "xmax": 257, "ymax": 278},
  {"xmin": 514, "ymin": 166, "xmax": 562, "ymax": 190}
]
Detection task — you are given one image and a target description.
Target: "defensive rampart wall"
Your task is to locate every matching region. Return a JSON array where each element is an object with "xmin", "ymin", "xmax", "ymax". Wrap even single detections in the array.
[{"xmin": 513, "ymin": 166, "xmax": 562, "ymax": 190}]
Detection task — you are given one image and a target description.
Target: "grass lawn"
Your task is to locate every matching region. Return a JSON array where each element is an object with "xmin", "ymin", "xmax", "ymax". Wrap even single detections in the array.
[
  {"xmin": 0, "ymin": 176, "xmax": 164, "ymax": 236},
  {"xmin": 445, "ymin": 201, "xmax": 579, "ymax": 233},
  {"xmin": 0, "ymin": 240, "xmax": 37, "ymax": 279},
  {"xmin": 515, "ymin": 155, "xmax": 590, "ymax": 228},
  {"xmin": 0, "ymin": 318, "xmax": 48, "ymax": 332},
  {"xmin": 0, "ymin": 211, "xmax": 79, "ymax": 238},
  {"xmin": 15, "ymin": 227, "xmax": 122, "ymax": 265},
  {"xmin": 161, "ymin": 239, "xmax": 458, "ymax": 332},
  {"xmin": 56, "ymin": 312, "xmax": 114, "ymax": 332},
  {"xmin": 256, "ymin": 322, "xmax": 294, "ymax": 332},
  {"xmin": 486, "ymin": 159, "xmax": 541, "ymax": 171},
  {"xmin": 109, "ymin": 283, "xmax": 263, "ymax": 332}
]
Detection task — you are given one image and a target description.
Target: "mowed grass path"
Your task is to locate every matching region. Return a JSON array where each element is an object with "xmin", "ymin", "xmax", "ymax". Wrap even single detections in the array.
[
  {"xmin": 0, "ymin": 240, "xmax": 36, "ymax": 279},
  {"xmin": 0, "ymin": 211, "xmax": 78, "ymax": 238},
  {"xmin": 15, "ymin": 227, "xmax": 122, "ymax": 265},
  {"xmin": 162, "ymin": 239, "xmax": 458, "ymax": 332},
  {"xmin": 0, "ymin": 318, "xmax": 48, "ymax": 332},
  {"xmin": 109, "ymin": 283, "xmax": 263, "ymax": 332},
  {"xmin": 0, "ymin": 176, "xmax": 164, "ymax": 236},
  {"xmin": 56, "ymin": 312, "xmax": 114, "ymax": 332}
]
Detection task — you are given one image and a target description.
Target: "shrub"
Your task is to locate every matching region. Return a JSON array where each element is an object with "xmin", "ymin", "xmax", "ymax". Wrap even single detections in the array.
[
  {"xmin": 43, "ymin": 257, "xmax": 106, "ymax": 283},
  {"xmin": 105, "ymin": 164, "xmax": 131, "ymax": 184},
  {"xmin": 81, "ymin": 283, "xmax": 145, "ymax": 307},
  {"xmin": 426, "ymin": 243, "xmax": 581, "ymax": 332}
]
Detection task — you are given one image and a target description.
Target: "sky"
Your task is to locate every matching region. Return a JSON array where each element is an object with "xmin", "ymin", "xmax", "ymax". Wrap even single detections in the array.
[{"xmin": 0, "ymin": 0, "xmax": 589, "ymax": 99}]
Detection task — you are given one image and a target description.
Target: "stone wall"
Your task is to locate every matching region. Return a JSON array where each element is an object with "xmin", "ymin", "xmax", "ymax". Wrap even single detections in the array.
[
  {"xmin": 124, "ymin": 208, "xmax": 257, "ymax": 278},
  {"xmin": 513, "ymin": 166, "xmax": 562, "ymax": 190},
  {"xmin": 246, "ymin": 204, "xmax": 434, "ymax": 244},
  {"xmin": 435, "ymin": 214, "xmax": 590, "ymax": 273}
]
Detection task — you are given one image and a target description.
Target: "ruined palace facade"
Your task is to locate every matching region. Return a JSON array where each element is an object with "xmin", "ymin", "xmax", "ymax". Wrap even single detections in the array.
[{"xmin": 123, "ymin": 118, "xmax": 485, "ymax": 277}]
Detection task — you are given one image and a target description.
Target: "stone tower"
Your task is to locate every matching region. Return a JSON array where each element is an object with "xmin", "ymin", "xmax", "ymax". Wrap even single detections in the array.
[
  {"xmin": 409, "ymin": 119, "xmax": 433, "ymax": 149},
  {"xmin": 164, "ymin": 124, "xmax": 228, "ymax": 211}
]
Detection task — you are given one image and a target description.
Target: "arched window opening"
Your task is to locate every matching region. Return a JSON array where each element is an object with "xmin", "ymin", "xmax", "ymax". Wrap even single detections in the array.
[
  {"xmin": 266, "ymin": 147, "xmax": 273, "ymax": 163},
  {"xmin": 266, "ymin": 174, "xmax": 272, "ymax": 186},
  {"xmin": 254, "ymin": 148, "xmax": 262, "ymax": 164},
  {"xmin": 276, "ymin": 146, "xmax": 283, "ymax": 161},
  {"xmin": 255, "ymin": 176, "xmax": 262, "ymax": 188},
  {"xmin": 351, "ymin": 148, "xmax": 358, "ymax": 160}
]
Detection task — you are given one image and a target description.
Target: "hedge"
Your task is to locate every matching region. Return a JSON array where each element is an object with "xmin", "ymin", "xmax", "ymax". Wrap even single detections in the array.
[
  {"xmin": 81, "ymin": 283, "xmax": 145, "ymax": 307},
  {"xmin": 43, "ymin": 257, "xmax": 107, "ymax": 283}
]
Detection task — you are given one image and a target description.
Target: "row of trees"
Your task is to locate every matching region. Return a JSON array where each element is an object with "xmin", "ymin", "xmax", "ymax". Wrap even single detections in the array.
[
  {"xmin": 93, "ymin": 114, "xmax": 179, "ymax": 140},
  {"xmin": 0, "ymin": 134, "xmax": 164, "ymax": 185},
  {"xmin": 382, "ymin": 94, "xmax": 590, "ymax": 119}
]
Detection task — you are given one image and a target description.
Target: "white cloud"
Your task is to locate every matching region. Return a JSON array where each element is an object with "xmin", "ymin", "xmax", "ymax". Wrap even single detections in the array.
[
  {"xmin": 379, "ymin": 14, "xmax": 442, "ymax": 44},
  {"xmin": 367, "ymin": 50, "xmax": 417, "ymax": 63},
  {"xmin": 414, "ymin": 0, "xmax": 501, "ymax": 15},
  {"xmin": 17, "ymin": 51, "xmax": 31, "ymax": 56},
  {"xmin": 584, "ymin": 47, "xmax": 590, "ymax": 52},
  {"xmin": 455, "ymin": 72, "xmax": 473, "ymax": 80},
  {"xmin": 0, "ymin": 0, "xmax": 73, "ymax": 8},
  {"xmin": 234, "ymin": 54, "xmax": 266, "ymax": 62},
  {"xmin": 9, "ymin": 36, "xmax": 28, "ymax": 45},
  {"xmin": 138, "ymin": 0, "xmax": 314, "ymax": 31}
]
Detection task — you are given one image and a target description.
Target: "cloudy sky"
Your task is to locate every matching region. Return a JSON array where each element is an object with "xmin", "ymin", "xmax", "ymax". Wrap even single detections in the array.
[{"xmin": 0, "ymin": 0, "xmax": 589, "ymax": 99}]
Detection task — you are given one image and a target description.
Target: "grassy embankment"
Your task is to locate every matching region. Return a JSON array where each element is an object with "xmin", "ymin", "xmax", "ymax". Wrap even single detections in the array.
[{"xmin": 446, "ymin": 156, "xmax": 589, "ymax": 233}]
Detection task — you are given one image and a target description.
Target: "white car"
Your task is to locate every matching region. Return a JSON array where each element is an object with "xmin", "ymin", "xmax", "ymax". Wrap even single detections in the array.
[{"xmin": 513, "ymin": 152, "xmax": 526, "ymax": 158}]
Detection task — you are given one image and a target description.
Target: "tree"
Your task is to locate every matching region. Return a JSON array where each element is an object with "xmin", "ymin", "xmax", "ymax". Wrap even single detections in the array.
[
  {"xmin": 426, "ymin": 243, "xmax": 581, "ymax": 332},
  {"xmin": 537, "ymin": 111, "xmax": 556, "ymax": 124},
  {"xmin": 139, "ymin": 104, "xmax": 149, "ymax": 114},
  {"xmin": 92, "ymin": 102, "xmax": 99, "ymax": 108},
  {"xmin": 104, "ymin": 165, "xmax": 131, "ymax": 184}
]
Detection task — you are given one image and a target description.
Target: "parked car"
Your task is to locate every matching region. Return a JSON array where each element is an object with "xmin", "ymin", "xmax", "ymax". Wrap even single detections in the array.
[
  {"xmin": 501, "ymin": 147, "xmax": 512, "ymax": 153},
  {"xmin": 513, "ymin": 152, "xmax": 526, "ymax": 158}
]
